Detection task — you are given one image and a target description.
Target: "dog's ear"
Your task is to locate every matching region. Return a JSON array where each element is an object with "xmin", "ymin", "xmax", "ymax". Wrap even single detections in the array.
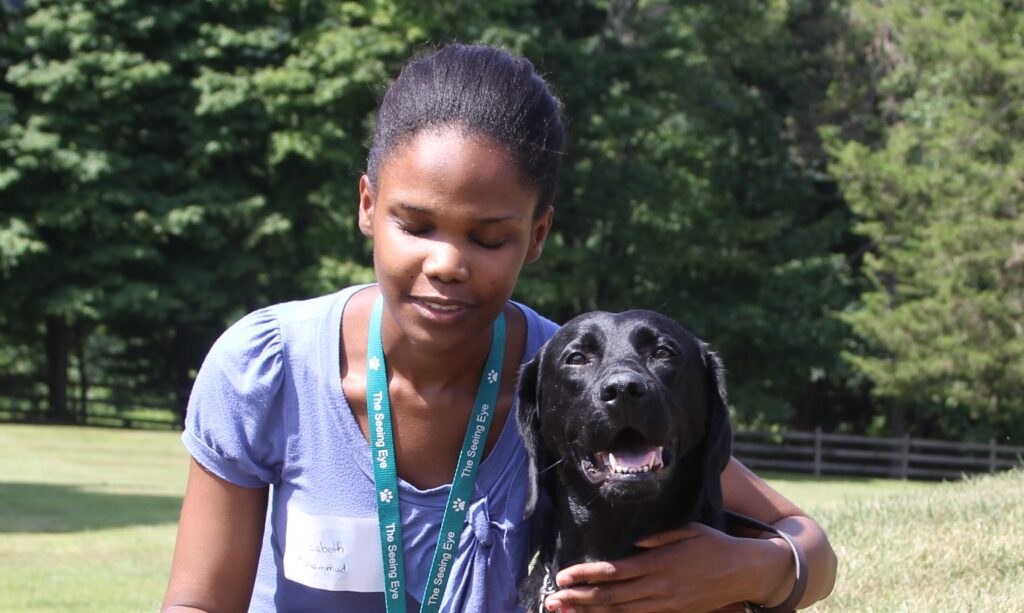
[
  {"xmin": 700, "ymin": 345, "xmax": 733, "ymax": 511},
  {"xmin": 515, "ymin": 352, "xmax": 548, "ymax": 519}
]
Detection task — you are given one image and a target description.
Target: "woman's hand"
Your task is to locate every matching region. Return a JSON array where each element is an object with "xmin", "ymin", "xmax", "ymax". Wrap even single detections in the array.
[{"xmin": 543, "ymin": 522, "xmax": 789, "ymax": 613}]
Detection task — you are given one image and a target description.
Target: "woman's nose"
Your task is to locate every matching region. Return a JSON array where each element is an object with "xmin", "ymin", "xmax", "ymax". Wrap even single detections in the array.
[{"xmin": 422, "ymin": 240, "xmax": 470, "ymax": 282}]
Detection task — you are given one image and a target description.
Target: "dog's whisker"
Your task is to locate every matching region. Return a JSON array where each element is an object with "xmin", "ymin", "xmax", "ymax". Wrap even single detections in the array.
[
  {"xmin": 539, "ymin": 458, "xmax": 565, "ymax": 475},
  {"xmin": 584, "ymin": 491, "xmax": 603, "ymax": 507}
]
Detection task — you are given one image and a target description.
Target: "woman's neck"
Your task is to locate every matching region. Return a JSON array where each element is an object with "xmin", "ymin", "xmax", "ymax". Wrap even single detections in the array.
[{"xmin": 378, "ymin": 316, "xmax": 497, "ymax": 393}]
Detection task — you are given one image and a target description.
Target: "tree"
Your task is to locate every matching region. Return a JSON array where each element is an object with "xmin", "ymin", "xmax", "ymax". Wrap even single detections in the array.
[
  {"xmin": 0, "ymin": 1, "xmax": 314, "ymax": 416},
  {"xmin": 2, "ymin": 0, "xmax": 861, "ymax": 429},
  {"xmin": 502, "ymin": 1, "xmax": 856, "ymax": 425},
  {"xmin": 826, "ymin": 0, "xmax": 1024, "ymax": 440}
]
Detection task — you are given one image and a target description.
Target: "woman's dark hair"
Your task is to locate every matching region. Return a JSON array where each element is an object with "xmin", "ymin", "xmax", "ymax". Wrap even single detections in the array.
[{"xmin": 367, "ymin": 44, "xmax": 565, "ymax": 214}]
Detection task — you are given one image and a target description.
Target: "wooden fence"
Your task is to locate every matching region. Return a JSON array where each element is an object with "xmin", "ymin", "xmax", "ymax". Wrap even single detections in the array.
[
  {"xmin": 733, "ymin": 428, "xmax": 1024, "ymax": 480},
  {"xmin": 3, "ymin": 395, "xmax": 1023, "ymax": 480},
  {"xmin": 0, "ymin": 407, "xmax": 181, "ymax": 430},
  {"xmin": 0, "ymin": 387, "xmax": 181, "ymax": 431}
]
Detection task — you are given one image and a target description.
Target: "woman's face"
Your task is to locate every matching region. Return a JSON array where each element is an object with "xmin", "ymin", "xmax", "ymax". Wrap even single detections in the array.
[{"xmin": 359, "ymin": 127, "xmax": 553, "ymax": 352}]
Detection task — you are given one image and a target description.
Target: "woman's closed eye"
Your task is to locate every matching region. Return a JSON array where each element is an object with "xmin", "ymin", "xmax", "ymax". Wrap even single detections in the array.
[
  {"xmin": 397, "ymin": 220, "xmax": 431, "ymax": 237},
  {"xmin": 473, "ymin": 236, "xmax": 508, "ymax": 250},
  {"xmin": 393, "ymin": 212, "xmax": 515, "ymax": 249}
]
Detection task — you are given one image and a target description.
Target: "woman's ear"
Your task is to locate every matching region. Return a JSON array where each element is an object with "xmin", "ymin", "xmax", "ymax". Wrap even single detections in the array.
[
  {"xmin": 525, "ymin": 206, "xmax": 553, "ymax": 264},
  {"xmin": 358, "ymin": 174, "xmax": 375, "ymax": 238}
]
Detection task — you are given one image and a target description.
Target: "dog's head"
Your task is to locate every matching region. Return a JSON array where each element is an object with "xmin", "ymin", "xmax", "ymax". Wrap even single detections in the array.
[{"xmin": 517, "ymin": 310, "xmax": 732, "ymax": 517}]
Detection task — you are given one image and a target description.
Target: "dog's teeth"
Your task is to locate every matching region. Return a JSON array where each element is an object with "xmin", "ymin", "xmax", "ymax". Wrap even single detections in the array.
[{"xmin": 600, "ymin": 447, "xmax": 667, "ymax": 475}]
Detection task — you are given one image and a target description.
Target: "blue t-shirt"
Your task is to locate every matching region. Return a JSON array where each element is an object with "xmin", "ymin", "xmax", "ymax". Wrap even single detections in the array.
[{"xmin": 183, "ymin": 285, "xmax": 559, "ymax": 612}]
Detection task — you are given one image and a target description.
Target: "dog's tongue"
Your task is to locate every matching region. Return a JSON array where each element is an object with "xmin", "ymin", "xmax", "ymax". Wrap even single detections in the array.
[{"xmin": 609, "ymin": 447, "xmax": 662, "ymax": 468}]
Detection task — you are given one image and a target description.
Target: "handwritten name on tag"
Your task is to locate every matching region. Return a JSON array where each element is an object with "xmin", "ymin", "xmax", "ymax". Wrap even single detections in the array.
[{"xmin": 283, "ymin": 507, "xmax": 385, "ymax": 592}]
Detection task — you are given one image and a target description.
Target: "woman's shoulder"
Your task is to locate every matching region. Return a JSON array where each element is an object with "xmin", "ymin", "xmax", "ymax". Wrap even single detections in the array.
[
  {"xmin": 512, "ymin": 301, "xmax": 561, "ymax": 357},
  {"xmin": 239, "ymin": 285, "xmax": 369, "ymax": 360},
  {"xmin": 183, "ymin": 286, "xmax": 368, "ymax": 487},
  {"xmin": 204, "ymin": 305, "xmax": 285, "ymax": 387}
]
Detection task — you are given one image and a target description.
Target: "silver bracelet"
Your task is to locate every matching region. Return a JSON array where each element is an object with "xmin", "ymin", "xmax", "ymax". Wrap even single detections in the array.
[
  {"xmin": 724, "ymin": 511, "xmax": 809, "ymax": 613},
  {"xmin": 746, "ymin": 528, "xmax": 808, "ymax": 613}
]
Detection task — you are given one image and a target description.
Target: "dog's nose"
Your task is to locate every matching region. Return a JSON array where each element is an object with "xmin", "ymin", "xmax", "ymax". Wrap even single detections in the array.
[{"xmin": 599, "ymin": 372, "xmax": 647, "ymax": 404}]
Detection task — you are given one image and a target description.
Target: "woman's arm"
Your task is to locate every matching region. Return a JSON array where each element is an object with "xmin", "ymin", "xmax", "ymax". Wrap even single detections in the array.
[
  {"xmin": 720, "ymin": 457, "xmax": 837, "ymax": 609},
  {"xmin": 543, "ymin": 457, "xmax": 837, "ymax": 612},
  {"xmin": 162, "ymin": 459, "xmax": 269, "ymax": 613}
]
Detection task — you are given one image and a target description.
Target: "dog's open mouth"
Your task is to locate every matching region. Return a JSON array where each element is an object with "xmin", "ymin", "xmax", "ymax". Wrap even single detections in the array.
[
  {"xmin": 594, "ymin": 447, "xmax": 663, "ymax": 474},
  {"xmin": 581, "ymin": 428, "xmax": 673, "ymax": 483}
]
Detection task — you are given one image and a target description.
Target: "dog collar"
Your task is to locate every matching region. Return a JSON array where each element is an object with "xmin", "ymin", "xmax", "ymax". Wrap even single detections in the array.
[{"xmin": 538, "ymin": 562, "xmax": 560, "ymax": 613}]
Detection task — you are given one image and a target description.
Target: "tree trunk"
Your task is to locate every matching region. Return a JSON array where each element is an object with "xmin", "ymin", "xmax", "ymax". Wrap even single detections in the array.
[
  {"xmin": 75, "ymin": 324, "xmax": 89, "ymax": 420},
  {"xmin": 888, "ymin": 403, "xmax": 906, "ymax": 438},
  {"xmin": 170, "ymin": 326, "xmax": 196, "ymax": 423},
  {"xmin": 45, "ymin": 314, "xmax": 70, "ymax": 420}
]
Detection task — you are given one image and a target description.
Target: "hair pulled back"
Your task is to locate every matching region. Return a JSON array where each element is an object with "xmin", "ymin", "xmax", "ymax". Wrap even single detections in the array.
[{"xmin": 367, "ymin": 44, "xmax": 565, "ymax": 213}]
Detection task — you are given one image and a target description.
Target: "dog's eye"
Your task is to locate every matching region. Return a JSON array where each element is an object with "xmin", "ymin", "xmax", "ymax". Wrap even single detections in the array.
[
  {"xmin": 564, "ymin": 352, "xmax": 589, "ymax": 366},
  {"xmin": 651, "ymin": 346, "xmax": 675, "ymax": 361}
]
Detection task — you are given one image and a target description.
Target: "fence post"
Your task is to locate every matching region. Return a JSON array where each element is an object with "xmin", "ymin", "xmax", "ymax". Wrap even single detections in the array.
[
  {"xmin": 813, "ymin": 427, "xmax": 822, "ymax": 477},
  {"xmin": 900, "ymin": 434, "xmax": 911, "ymax": 479},
  {"xmin": 989, "ymin": 438, "xmax": 997, "ymax": 474}
]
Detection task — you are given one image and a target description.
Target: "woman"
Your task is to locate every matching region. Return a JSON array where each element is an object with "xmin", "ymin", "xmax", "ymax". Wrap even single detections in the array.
[{"xmin": 163, "ymin": 43, "xmax": 836, "ymax": 612}]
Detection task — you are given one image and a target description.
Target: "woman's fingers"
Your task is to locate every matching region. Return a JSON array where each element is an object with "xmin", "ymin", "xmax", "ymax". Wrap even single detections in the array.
[
  {"xmin": 544, "ymin": 584, "xmax": 663, "ymax": 612},
  {"xmin": 634, "ymin": 523, "xmax": 712, "ymax": 548},
  {"xmin": 554, "ymin": 524, "xmax": 708, "ymax": 588},
  {"xmin": 554, "ymin": 559, "xmax": 644, "ymax": 587}
]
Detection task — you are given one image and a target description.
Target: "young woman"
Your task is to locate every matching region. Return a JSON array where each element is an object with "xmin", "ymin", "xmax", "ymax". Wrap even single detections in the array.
[{"xmin": 163, "ymin": 44, "xmax": 836, "ymax": 613}]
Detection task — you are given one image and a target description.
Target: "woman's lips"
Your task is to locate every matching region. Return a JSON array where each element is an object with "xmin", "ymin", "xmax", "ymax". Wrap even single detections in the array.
[
  {"xmin": 410, "ymin": 296, "xmax": 473, "ymax": 318},
  {"xmin": 421, "ymin": 300, "xmax": 461, "ymax": 312}
]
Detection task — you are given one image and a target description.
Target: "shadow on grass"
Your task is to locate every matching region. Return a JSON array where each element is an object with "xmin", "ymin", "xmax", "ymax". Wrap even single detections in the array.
[{"xmin": 0, "ymin": 482, "xmax": 182, "ymax": 533}]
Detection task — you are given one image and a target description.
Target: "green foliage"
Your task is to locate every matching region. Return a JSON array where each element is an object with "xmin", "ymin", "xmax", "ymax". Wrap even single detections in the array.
[
  {"xmin": 8, "ymin": 0, "xmax": 1017, "ymax": 442},
  {"xmin": 826, "ymin": 0, "xmax": 1024, "ymax": 440},
  {"xmin": 509, "ymin": 1, "xmax": 856, "ymax": 425},
  {"xmin": 0, "ymin": 0, "xmax": 860, "ymax": 427}
]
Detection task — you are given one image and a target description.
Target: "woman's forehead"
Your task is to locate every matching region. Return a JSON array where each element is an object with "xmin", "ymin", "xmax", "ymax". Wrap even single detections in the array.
[{"xmin": 376, "ymin": 128, "xmax": 540, "ymax": 216}]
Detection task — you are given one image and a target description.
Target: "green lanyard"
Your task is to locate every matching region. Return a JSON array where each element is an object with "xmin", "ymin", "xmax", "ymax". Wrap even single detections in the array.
[{"xmin": 366, "ymin": 294, "xmax": 506, "ymax": 613}]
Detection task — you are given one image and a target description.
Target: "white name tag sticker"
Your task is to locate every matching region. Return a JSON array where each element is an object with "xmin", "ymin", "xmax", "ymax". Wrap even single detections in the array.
[{"xmin": 283, "ymin": 507, "xmax": 385, "ymax": 592}]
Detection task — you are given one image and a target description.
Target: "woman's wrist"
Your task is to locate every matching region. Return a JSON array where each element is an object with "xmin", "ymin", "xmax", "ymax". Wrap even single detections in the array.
[{"xmin": 745, "ymin": 534, "xmax": 797, "ymax": 608}]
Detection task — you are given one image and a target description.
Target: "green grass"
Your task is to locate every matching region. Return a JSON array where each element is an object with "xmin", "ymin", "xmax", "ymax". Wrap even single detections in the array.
[
  {"xmin": 758, "ymin": 470, "xmax": 942, "ymax": 513},
  {"xmin": 809, "ymin": 468, "xmax": 1024, "ymax": 611},
  {"xmin": 1, "ymin": 424, "xmax": 1020, "ymax": 611},
  {"xmin": 0, "ymin": 424, "xmax": 188, "ymax": 613}
]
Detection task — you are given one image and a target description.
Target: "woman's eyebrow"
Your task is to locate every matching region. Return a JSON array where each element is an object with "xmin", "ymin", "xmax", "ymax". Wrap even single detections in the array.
[{"xmin": 397, "ymin": 202, "xmax": 521, "ymax": 224}]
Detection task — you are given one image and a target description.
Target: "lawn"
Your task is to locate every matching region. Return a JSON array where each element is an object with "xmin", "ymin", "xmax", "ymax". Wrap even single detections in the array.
[
  {"xmin": 0, "ymin": 424, "xmax": 188, "ymax": 613},
  {"xmin": 809, "ymin": 468, "xmax": 1024, "ymax": 611},
  {"xmin": 1, "ymin": 424, "xmax": 1019, "ymax": 611}
]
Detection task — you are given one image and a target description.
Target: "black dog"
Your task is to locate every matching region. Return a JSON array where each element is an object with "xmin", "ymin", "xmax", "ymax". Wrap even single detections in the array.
[{"xmin": 516, "ymin": 310, "xmax": 733, "ymax": 610}]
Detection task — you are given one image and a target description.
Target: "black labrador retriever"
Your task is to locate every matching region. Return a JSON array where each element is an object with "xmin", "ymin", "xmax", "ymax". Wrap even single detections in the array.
[{"xmin": 516, "ymin": 310, "xmax": 733, "ymax": 610}]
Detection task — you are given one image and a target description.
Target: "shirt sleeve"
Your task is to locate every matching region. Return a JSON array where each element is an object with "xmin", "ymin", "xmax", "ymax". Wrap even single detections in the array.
[{"xmin": 182, "ymin": 306, "xmax": 286, "ymax": 488}]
